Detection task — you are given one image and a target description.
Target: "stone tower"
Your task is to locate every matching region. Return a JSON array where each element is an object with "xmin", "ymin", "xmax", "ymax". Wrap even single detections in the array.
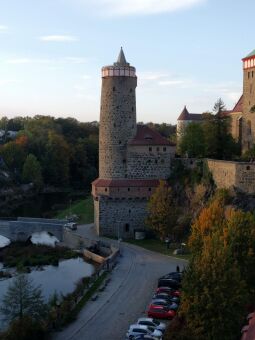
[
  {"xmin": 242, "ymin": 49, "xmax": 255, "ymax": 115},
  {"xmin": 92, "ymin": 49, "xmax": 175, "ymax": 238},
  {"xmin": 99, "ymin": 47, "xmax": 137, "ymax": 178}
]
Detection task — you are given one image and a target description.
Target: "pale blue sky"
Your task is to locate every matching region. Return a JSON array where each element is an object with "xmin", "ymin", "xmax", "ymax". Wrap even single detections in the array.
[{"xmin": 0, "ymin": 0, "xmax": 254, "ymax": 123}]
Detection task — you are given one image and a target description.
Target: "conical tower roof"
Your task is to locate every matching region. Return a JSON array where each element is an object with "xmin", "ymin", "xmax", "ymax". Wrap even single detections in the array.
[
  {"xmin": 114, "ymin": 47, "xmax": 130, "ymax": 66},
  {"xmin": 177, "ymin": 106, "xmax": 190, "ymax": 120}
]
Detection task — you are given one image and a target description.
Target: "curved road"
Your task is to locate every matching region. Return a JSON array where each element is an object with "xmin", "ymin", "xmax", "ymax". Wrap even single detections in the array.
[{"xmin": 54, "ymin": 224, "xmax": 186, "ymax": 340}]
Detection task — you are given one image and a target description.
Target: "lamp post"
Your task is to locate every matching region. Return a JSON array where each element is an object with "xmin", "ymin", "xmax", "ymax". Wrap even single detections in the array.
[{"xmin": 117, "ymin": 221, "xmax": 122, "ymax": 255}]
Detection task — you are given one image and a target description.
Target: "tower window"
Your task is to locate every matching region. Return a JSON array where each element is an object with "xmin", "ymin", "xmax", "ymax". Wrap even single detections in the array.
[
  {"xmin": 248, "ymin": 72, "xmax": 250, "ymax": 79},
  {"xmin": 155, "ymin": 159, "xmax": 158, "ymax": 164},
  {"xmin": 149, "ymin": 147, "xmax": 152, "ymax": 152},
  {"xmin": 148, "ymin": 188, "xmax": 151, "ymax": 191},
  {"xmin": 156, "ymin": 147, "xmax": 160, "ymax": 151},
  {"xmin": 125, "ymin": 223, "xmax": 130, "ymax": 232},
  {"xmin": 163, "ymin": 147, "xmax": 166, "ymax": 151},
  {"xmin": 130, "ymin": 88, "xmax": 133, "ymax": 93},
  {"xmin": 114, "ymin": 123, "xmax": 116, "ymax": 127},
  {"xmin": 128, "ymin": 188, "xmax": 130, "ymax": 191},
  {"xmin": 105, "ymin": 188, "xmax": 108, "ymax": 192},
  {"xmin": 132, "ymin": 107, "xmax": 134, "ymax": 112},
  {"xmin": 119, "ymin": 140, "xmax": 122, "ymax": 144},
  {"xmin": 129, "ymin": 209, "xmax": 131, "ymax": 213},
  {"xmin": 161, "ymin": 159, "xmax": 165, "ymax": 164},
  {"xmin": 123, "ymin": 159, "xmax": 126, "ymax": 164},
  {"xmin": 247, "ymin": 166, "xmax": 250, "ymax": 170},
  {"xmin": 113, "ymin": 87, "xmax": 116, "ymax": 91}
]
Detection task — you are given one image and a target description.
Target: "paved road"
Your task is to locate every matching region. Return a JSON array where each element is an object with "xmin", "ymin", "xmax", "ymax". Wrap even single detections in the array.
[{"xmin": 54, "ymin": 224, "xmax": 187, "ymax": 340}]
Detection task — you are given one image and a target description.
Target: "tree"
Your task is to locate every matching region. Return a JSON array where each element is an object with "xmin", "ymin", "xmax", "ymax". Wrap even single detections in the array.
[
  {"xmin": 22, "ymin": 154, "xmax": 43, "ymax": 189},
  {"xmin": 179, "ymin": 123, "xmax": 205, "ymax": 157},
  {"xmin": 0, "ymin": 274, "xmax": 47, "ymax": 322},
  {"xmin": 213, "ymin": 97, "xmax": 226, "ymax": 114},
  {"xmin": 178, "ymin": 194, "xmax": 255, "ymax": 339},
  {"xmin": 43, "ymin": 132, "xmax": 70, "ymax": 186},
  {"xmin": 146, "ymin": 180, "xmax": 178, "ymax": 239}
]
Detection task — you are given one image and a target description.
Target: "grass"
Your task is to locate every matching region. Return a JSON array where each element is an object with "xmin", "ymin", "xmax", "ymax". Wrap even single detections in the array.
[
  {"xmin": 125, "ymin": 238, "xmax": 190, "ymax": 260},
  {"xmin": 55, "ymin": 196, "xmax": 94, "ymax": 224},
  {"xmin": 0, "ymin": 242, "xmax": 78, "ymax": 268}
]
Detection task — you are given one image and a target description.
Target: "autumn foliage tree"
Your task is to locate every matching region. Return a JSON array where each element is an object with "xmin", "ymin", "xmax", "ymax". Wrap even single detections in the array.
[
  {"xmin": 146, "ymin": 180, "xmax": 178, "ymax": 239},
  {"xmin": 173, "ymin": 192, "xmax": 255, "ymax": 340}
]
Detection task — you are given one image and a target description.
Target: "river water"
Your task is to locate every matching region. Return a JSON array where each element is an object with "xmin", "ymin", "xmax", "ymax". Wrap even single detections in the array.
[{"xmin": 0, "ymin": 257, "xmax": 94, "ymax": 329}]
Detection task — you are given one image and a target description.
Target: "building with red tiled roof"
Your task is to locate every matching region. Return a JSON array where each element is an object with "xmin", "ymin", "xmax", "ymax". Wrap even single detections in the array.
[
  {"xmin": 92, "ymin": 49, "xmax": 176, "ymax": 238},
  {"xmin": 177, "ymin": 49, "xmax": 255, "ymax": 153}
]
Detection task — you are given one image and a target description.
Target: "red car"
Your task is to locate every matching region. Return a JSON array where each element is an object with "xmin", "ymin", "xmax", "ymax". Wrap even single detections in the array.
[
  {"xmin": 156, "ymin": 286, "xmax": 181, "ymax": 297},
  {"xmin": 147, "ymin": 305, "xmax": 176, "ymax": 320}
]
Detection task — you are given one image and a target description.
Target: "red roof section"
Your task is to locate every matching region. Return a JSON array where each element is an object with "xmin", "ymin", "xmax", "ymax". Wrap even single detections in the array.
[
  {"xmin": 177, "ymin": 106, "xmax": 203, "ymax": 121},
  {"xmin": 232, "ymin": 95, "xmax": 243, "ymax": 113},
  {"xmin": 92, "ymin": 178, "xmax": 160, "ymax": 188},
  {"xmin": 129, "ymin": 125, "xmax": 173, "ymax": 146}
]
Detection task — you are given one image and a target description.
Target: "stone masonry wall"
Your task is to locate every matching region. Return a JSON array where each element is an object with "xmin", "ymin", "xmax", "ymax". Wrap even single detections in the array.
[
  {"xmin": 127, "ymin": 145, "xmax": 175, "ymax": 179},
  {"xmin": 99, "ymin": 76, "xmax": 137, "ymax": 179},
  {"xmin": 207, "ymin": 159, "xmax": 255, "ymax": 194},
  {"xmin": 243, "ymin": 67, "xmax": 255, "ymax": 115},
  {"xmin": 94, "ymin": 197, "xmax": 148, "ymax": 238}
]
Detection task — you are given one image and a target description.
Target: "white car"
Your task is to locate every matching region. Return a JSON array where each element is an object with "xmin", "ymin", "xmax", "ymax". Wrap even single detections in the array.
[
  {"xmin": 137, "ymin": 317, "xmax": 166, "ymax": 333},
  {"xmin": 126, "ymin": 324, "xmax": 162, "ymax": 340},
  {"xmin": 64, "ymin": 222, "xmax": 77, "ymax": 230}
]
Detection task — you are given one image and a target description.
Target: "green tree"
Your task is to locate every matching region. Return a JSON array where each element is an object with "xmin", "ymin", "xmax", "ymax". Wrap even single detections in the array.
[
  {"xmin": 22, "ymin": 154, "xmax": 43, "ymax": 189},
  {"xmin": 146, "ymin": 180, "xmax": 178, "ymax": 239},
  {"xmin": 0, "ymin": 141, "xmax": 26, "ymax": 174},
  {"xmin": 43, "ymin": 132, "xmax": 70, "ymax": 186},
  {"xmin": 179, "ymin": 123, "xmax": 205, "ymax": 157},
  {"xmin": 0, "ymin": 274, "xmax": 47, "ymax": 322},
  {"xmin": 213, "ymin": 97, "xmax": 226, "ymax": 114}
]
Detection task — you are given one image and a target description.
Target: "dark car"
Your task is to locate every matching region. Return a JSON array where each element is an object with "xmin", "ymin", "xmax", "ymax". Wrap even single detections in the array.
[
  {"xmin": 158, "ymin": 278, "xmax": 181, "ymax": 289},
  {"xmin": 160, "ymin": 271, "xmax": 182, "ymax": 282},
  {"xmin": 153, "ymin": 293, "xmax": 180, "ymax": 304},
  {"xmin": 151, "ymin": 299, "xmax": 179, "ymax": 311}
]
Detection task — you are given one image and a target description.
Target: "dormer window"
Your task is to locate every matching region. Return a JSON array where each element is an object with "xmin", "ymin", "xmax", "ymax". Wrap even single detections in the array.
[{"xmin": 145, "ymin": 134, "xmax": 152, "ymax": 140}]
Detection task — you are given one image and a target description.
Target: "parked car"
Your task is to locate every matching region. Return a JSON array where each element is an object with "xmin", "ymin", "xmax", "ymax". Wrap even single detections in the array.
[
  {"xmin": 64, "ymin": 222, "xmax": 78, "ymax": 230},
  {"xmin": 126, "ymin": 324, "xmax": 162, "ymax": 340},
  {"xmin": 147, "ymin": 305, "xmax": 176, "ymax": 320},
  {"xmin": 132, "ymin": 335, "xmax": 159, "ymax": 340},
  {"xmin": 156, "ymin": 286, "xmax": 181, "ymax": 297},
  {"xmin": 158, "ymin": 278, "xmax": 181, "ymax": 289},
  {"xmin": 153, "ymin": 293, "xmax": 180, "ymax": 304},
  {"xmin": 133, "ymin": 335, "xmax": 159, "ymax": 340},
  {"xmin": 160, "ymin": 271, "xmax": 182, "ymax": 282},
  {"xmin": 151, "ymin": 299, "xmax": 179, "ymax": 311},
  {"xmin": 137, "ymin": 318, "xmax": 166, "ymax": 333}
]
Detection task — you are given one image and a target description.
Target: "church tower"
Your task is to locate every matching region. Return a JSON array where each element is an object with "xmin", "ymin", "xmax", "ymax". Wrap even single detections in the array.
[
  {"xmin": 242, "ymin": 49, "xmax": 255, "ymax": 115},
  {"xmin": 99, "ymin": 48, "xmax": 137, "ymax": 179}
]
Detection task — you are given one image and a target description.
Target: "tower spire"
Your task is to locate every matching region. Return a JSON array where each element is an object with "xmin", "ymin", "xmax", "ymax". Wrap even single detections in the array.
[{"xmin": 115, "ymin": 47, "xmax": 129, "ymax": 66}]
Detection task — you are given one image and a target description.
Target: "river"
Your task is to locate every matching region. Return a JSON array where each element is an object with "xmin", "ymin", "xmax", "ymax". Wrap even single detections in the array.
[{"xmin": 0, "ymin": 257, "xmax": 94, "ymax": 329}]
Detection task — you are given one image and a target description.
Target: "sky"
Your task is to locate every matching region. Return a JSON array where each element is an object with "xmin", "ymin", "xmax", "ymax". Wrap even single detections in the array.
[{"xmin": 0, "ymin": 0, "xmax": 254, "ymax": 124}]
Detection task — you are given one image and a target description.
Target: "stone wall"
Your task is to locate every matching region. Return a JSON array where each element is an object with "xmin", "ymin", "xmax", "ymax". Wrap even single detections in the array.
[
  {"xmin": 207, "ymin": 159, "xmax": 255, "ymax": 194},
  {"xmin": 94, "ymin": 197, "xmax": 148, "ymax": 238},
  {"xmin": 127, "ymin": 145, "xmax": 175, "ymax": 179},
  {"xmin": 99, "ymin": 76, "xmax": 137, "ymax": 179}
]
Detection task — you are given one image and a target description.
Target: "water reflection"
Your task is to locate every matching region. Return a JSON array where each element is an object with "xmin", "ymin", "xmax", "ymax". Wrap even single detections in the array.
[{"xmin": 0, "ymin": 257, "xmax": 94, "ymax": 329}]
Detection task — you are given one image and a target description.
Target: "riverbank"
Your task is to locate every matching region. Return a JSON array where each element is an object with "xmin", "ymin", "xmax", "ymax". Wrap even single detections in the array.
[
  {"xmin": 0, "ymin": 242, "xmax": 79, "ymax": 268},
  {"xmin": 55, "ymin": 196, "xmax": 94, "ymax": 224}
]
